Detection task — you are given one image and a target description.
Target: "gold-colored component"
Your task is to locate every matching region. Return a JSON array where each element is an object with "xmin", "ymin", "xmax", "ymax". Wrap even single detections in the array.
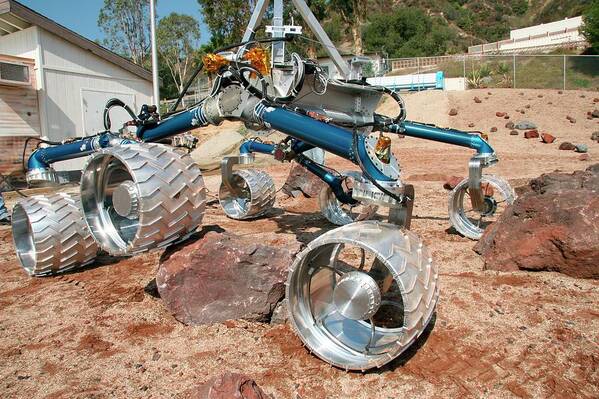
[
  {"xmin": 203, "ymin": 53, "xmax": 229, "ymax": 73},
  {"xmin": 375, "ymin": 135, "xmax": 392, "ymax": 164},
  {"xmin": 243, "ymin": 47, "xmax": 270, "ymax": 76}
]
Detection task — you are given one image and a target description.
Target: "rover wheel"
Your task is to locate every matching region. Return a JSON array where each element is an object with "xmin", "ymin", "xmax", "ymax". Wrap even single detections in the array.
[
  {"xmin": 218, "ymin": 169, "xmax": 276, "ymax": 220},
  {"xmin": 12, "ymin": 193, "xmax": 98, "ymax": 276},
  {"xmin": 287, "ymin": 221, "xmax": 439, "ymax": 371},
  {"xmin": 319, "ymin": 171, "xmax": 378, "ymax": 226},
  {"xmin": 448, "ymin": 174, "xmax": 515, "ymax": 240},
  {"xmin": 80, "ymin": 143, "xmax": 206, "ymax": 256}
]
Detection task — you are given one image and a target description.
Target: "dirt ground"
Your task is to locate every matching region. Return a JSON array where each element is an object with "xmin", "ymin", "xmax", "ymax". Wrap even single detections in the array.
[{"xmin": 1, "ymin": 88, "xmax": 598, "ymax": 398}]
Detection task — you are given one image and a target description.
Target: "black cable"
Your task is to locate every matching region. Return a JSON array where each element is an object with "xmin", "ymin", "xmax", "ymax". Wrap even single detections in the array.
[
  {"xmin": 0, "ymin": 172, "xmax": 27, "ymax": 198},
  {"xmin": 169, "ymin": 37, "xmax": 293, "ymax": 113},
  {"xmin": 352, "ymin": 128, "xmax": 404, "ymax": 204}
]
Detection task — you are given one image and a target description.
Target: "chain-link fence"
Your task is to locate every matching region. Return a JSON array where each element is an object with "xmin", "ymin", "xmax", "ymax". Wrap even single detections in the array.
[{"xmin": 386, "ymin": 54, "xmax": 599, "ymax": 91}]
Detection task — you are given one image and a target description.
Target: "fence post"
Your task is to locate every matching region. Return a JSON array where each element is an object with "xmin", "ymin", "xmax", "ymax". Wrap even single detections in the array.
[
  {"xmin": 463, "ymin": 55, "xmax": 466, "ymax": 81},
  {"xmin": 512, "ymin": 54, "xmax": 516, "ymax": 89},
  {"xmin": 563, "ymin": 55, "xmax": 567, "ymax": 90}
]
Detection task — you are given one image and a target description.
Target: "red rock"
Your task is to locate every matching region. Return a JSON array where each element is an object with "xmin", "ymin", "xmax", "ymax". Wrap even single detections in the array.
[
  {"xmin": 443, "ymin": 176, "xmax": 494, "ymax": 196},
  {"xmin": 524, "ymin": 130, "xmax": 539, "ymax": 139},
  {"xmin": 579, "ymin": 154, "xmax": 590, "ymax": 161},
  {"xmin": 449, "ymin": 108, "xmax": 458, "ymax": 116},
  {"xmin": 157, "ymin": 231, "xmax": 301, "ymax": 325},
  {"xmin": 559, "ymin": 142, "xmax": 576, "ymax": 150},
  {"xmin": 496, "ymin": 112, "xmax": 505, "ymax": 117},
  {"xmin": 490, "ymin": 127, "xmax": 498, "ymax": 132},
  {"xmin": 474, "ymin": 165, "xmax": 599, "ymax": 279},
  {"xmin": 443, "ymin": 176, "xmax": 465, "ymax": 190},
  {"xmin": 283, "ymin": 161, "xmax": 327, "ymax": 198},
  {"xmin": 540, "ymin": 133, "xmax": 556, "ymax": 144},
  {"xmin": 473, "ymin": 97, "xmax": 482, "ymax": 103},
  {"xmin": 189, "ymin": 372, "xmax": 271, "ymax": 399}
]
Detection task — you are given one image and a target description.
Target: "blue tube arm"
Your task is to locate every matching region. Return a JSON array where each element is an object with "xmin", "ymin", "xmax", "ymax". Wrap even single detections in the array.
[
  {"xmin": 240, "ymin": 141, "xmax": 275, "ymax": 155},
  {"xmin": 296, "ymin": 155, "xmax": 355, "ymax": 204},
  {"xmin": 27, "ymin": 133, "xmax": 132, "ymax": 170},
  {"xmin": 387, "ymin": 121, "xmax": 495, "ymax": 155}
]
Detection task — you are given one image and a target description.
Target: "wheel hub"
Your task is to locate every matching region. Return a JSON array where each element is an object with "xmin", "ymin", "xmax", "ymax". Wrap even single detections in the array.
[
  {"xmin": 481, "ymin": 196, "xmax": 498, "ymax": 217},
  {"xmin": 333, "ymin": 271, "xmax": 381, "ymax": 320},
  {"xmin": 112, "ymin": 180, "xmax": 139, "ymax": 219}
]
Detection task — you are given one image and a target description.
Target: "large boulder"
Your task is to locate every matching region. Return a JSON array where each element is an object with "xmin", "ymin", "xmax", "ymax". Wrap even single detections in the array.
[
  {"xmin": 157, "ymin": 232, "xmax": 301, "ymax": 325},
  {"xmin": 188, "ymin": 372, "xmax": 271, "ymax": 399},
  {"xmin": 282, "ymin": 161, "xmax": 327, "ymax": 198},
  {"xmin": 474, "ymin": 164, "xmax": 599, "ymax": 279}
]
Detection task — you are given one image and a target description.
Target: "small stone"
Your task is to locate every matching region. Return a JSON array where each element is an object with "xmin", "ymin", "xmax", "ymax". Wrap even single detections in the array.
[
  {"xmin": 490, "ymin": 127, "xmax": 498, "ymax": 132},
  {"xmin": 474, "ymin": 97, "xmax": 482, "ymax": 103},
  {"xmin": 449, "ymin": 108, "xmax": 458, "ymax": 116},
  {"xmin": 559, "ymin": 142, "xmax": 576, "ymax": 151},
  {"xmin": 558, "ymin": 90, "xmax": 563, "ymax": 94},
  {"xmin": 525, "ymin": 105, "xmax": 531, "ymax": 109},
  {"xmin": 152, "ymin": 352, "xmax": 161, "ymax": 361},
  {"xmin": 580, "ymin": 94, "xmax": 586, "ymax": 98},
  {"xmin": 592, "ymin": 110, "xmax": 599, "ymax": 118},
  {"xmin": 566, "ymin": 116, "xmax": 576, "ymax": 123},
  {"xmin": 520, "ymin": 110, "xmax": 526, "ymax": 114},
  {"xmin": 504, "ymin": 115, "xmax": 510, "ymax": 119},
  {"xmin": 537, "ymin": 94, "xmax": 543, "ymax": 98},
  {"xmin": 575, "ymin": 144, "xmax": 588, "ymax": 153},
  {"xmin": 519, "ymin": 92, "xmax": 524, "ymax": 95},
  {"xmin": 468, "ymin": 123, "xmax": 475, "ymax": 128},
  {"xmin": 540, "ymin": 133, "xmax": 556, "ymax": 144},
  {"xmin": 510, "ymin": 130, "xmax": 519, "ymax": 136},
  {"xmin": 579, "ymin": 153, "xmax": 590, "ymax": 161},
  {"xmin": 548, "ymin": 102, "xmax": 553, "ymax": 105},
  {"xmin": 443, "ymin": 176, "xmax": 465, "ymax": 191},
  {"xmin": 496, "ymin": 112, "xmax": 506, "ymax": 117},
  {"xmin": 488, "ymin": 92, "xmax": 493, "ymax": 95},
  {"xmin": 593, "ymin": 98, "xmax": 599, "ymax": 103},
  {"xmin": 515, "ymin": 120, "xmax": 537, "ymax": 130},
  {"xmin": 591, "ymin": 131, "xmax": 599, "ymax": 141},
  {"xmin": 505, "ymin": 121, "xmax": 515, "ymax": 129},
  {"xmin": 524, "ymin": 130, "xmax": 539, "ymax": 139}
]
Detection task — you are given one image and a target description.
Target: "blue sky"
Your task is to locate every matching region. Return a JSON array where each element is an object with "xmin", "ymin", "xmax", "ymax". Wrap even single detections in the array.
[{"xmin": 18, "ymin": 0, "xmax": 211, "ymax": 45}]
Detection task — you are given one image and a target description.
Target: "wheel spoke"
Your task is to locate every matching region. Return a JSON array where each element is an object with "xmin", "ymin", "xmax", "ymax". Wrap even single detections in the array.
[{"xmin": 364, "ymin": 318, "xmax": 377, "ymax": 354}]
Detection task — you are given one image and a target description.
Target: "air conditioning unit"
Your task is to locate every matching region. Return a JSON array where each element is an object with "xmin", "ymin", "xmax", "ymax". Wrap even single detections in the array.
[{"xmin": 0, "ymin": 61, "xmax": 30, "ymax": 86}]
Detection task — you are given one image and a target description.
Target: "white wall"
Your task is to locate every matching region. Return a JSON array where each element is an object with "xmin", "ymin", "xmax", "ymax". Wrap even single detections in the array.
[
  {"xmin": 510, "ymin": 17, "xmax": 583, "ymax": 40},
  {"xmin": 38, "ymin": 28, "xmax": 152, "ymax": 142}
]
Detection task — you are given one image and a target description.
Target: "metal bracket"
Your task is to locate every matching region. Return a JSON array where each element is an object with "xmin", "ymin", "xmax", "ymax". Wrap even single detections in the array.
[
  {"xmin": 388, "ymin": 184, "xmax": 414, "ymax": 229},
  {"xmin": 221, "ymin": 154, "xmax": 255, "ymax": 192}
]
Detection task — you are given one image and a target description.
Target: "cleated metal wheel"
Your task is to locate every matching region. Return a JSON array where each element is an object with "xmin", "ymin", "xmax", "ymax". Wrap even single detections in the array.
[
  {"xmin": 319, "ymin": 171, "xmax": 378, "ymax": 226},
  {"xmin": 448, "ymin": 174, "xmax": 515, "ymax": 240},
  {"xmin": 218, "ymin": 169, "xmax": 276, "ymax": 220},
  {"xmin": 80, "ymin": 143, "xmax": 206, "ymax": 256},
  {"xmin": 287, "ymin": 221, "xmax": 439, "ymax": 371},
  {"xmin": 11, "ymin": 193, "xmax": 98, "ymax": 276}
]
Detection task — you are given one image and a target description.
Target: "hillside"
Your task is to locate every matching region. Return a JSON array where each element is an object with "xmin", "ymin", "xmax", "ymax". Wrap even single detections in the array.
[{"xmin": 320, "ymin": 0, "xmax": 590, "ymax": 56}]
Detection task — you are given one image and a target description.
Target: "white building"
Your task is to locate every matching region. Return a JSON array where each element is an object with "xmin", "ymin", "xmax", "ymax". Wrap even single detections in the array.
[
  {"xmin": 468, "ymin": 16, "xmax": 586, "ymax": 54},
  {"xmin": 0, "ymin": 0, "xmax": 153, "ymax": 173}
]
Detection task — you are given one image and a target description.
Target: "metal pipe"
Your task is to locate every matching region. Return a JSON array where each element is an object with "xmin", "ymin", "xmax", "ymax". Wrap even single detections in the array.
[
  {"xmin": 149, "ymin": 0, "xmax": 160, "ymax": 113},
  {"xmin": 296, "ymin": 155, "xmax": 354, "ymax": 204},
  {"xmin": 387, "ymin": 121, "xmax": 495, "ymax": 155}
]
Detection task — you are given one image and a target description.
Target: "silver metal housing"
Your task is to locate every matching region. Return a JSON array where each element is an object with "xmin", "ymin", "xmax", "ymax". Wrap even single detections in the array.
[{"xmin": 318, "ymin": 171, "xmax": 378, "ymax": 226}]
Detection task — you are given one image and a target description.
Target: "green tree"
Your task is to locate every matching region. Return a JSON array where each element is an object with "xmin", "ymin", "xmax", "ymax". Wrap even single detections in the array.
[
  {"xmin": 582, "ymin": 0, "xmax": 599, "ymax": 53},
  {"xmin": 364, "ymin": 9, "xmax": 455, "ymax": 58},
  {"xmin": 157, "ymin": 13, "xmax": 201, "ymax": 94},
  {"xmin": 197, "ymin": 0, "xmax": 256, "ymax": 48},
  {"xmin": 328, "ymin": 0, "xmax": 368, "ymax": 55},
  {"xmin": 98, "ymin": 0, "xmax": 151, "ymax": 66}
]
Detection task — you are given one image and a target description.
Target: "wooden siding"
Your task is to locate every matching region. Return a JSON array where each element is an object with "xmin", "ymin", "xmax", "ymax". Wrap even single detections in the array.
[{"xmin": 0, "ymin": 54, "xmax": 40, "ymax": 137}]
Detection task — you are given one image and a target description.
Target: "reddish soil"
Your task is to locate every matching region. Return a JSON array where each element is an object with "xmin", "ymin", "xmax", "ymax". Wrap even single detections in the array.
[{"xmin": 0, "ymin": 89, "xmax": 598, "ymax": 398}]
